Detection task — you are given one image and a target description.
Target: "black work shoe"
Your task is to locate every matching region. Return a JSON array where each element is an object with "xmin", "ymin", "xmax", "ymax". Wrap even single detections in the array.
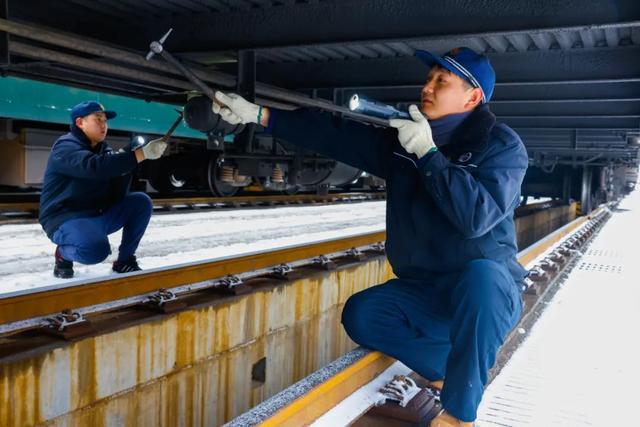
[
  {"xmin": 54, "ymin": 247, "xmax": 74, "ymax": 278},
  {"xmin": 112, "ymin": 256, "xmax": 142, "ymax": 273}
]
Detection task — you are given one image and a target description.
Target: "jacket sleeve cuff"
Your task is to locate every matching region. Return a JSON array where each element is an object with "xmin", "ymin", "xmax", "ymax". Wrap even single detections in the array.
[
  {"xmin": 418, "ymin": 151, "xmax": 450, "ymax": 202},
  {"xmin": 418, "ymin": 150, "xmax": 450, "ymax": 177},
  {"xmin": 264, "ymin": 108, "xmax": 279, "ymax": 134}
]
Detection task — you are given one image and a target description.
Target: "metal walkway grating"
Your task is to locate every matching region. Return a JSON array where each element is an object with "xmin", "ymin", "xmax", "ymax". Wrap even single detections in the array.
[{"xmin": 477, "ymin": 195, "xmax": 640, "ymax": 426}]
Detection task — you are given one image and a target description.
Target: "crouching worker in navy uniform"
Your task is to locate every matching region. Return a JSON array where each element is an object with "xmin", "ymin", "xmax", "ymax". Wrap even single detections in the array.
[
  {"xmin": 39, "ymin": 101, "xmax": 168, "ymax": 278},
  {"xmin": 213, "ymin": 47, "xmax": 528, "ymax": 426}
]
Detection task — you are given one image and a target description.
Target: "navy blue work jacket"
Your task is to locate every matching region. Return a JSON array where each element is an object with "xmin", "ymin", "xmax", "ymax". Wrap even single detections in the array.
[
  {"xmin": 39, "ymin": 127, "xmax": 138, "ymax": 238},
  {"xmin": 268, "ymin": 105, "xmax": 529, "ymax": 283}
]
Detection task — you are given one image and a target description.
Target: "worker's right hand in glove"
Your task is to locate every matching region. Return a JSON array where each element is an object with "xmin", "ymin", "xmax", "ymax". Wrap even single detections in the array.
[
  {"xmin": 389, "ymin": 105, "xmax": 436, "ymax": 159},
  {"xmin": 140, "ymin": 138, "xmax": 167, "ymax": 160},
  {"xmin": 213, "ymin": 92, "xmax": 264, "ymax": 125}
]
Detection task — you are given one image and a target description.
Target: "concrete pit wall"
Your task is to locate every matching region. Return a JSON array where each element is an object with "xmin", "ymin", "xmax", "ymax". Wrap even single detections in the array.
[
  {"xmin": 516, "ymin": 202, "xmax": 577, "ymax": 249},
  {"xmin": 1, "ymin": 259, "xmax": 394, "ymax": 427}
]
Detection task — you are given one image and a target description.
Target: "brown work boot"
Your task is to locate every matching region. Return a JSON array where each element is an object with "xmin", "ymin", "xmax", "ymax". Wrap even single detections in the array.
[
  {"xmin": 408, "ymin": 373, "xmax": 444, "ymax": 391},
  {"xmin": 367, "ymin": 375, "xmax": 442, "ymax": 425},
  {"xmin": 429, "ymin": 411, "xmax": 474, "ymax": 427},
  {"xmin": 427, "ymin": 379, "xmax": 444, "ymax": 391}
]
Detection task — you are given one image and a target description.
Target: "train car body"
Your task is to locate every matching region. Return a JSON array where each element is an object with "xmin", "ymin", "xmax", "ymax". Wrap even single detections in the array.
[{"xmin": 0, "ymin": 77, "xmax": 372, "ymax": 196}]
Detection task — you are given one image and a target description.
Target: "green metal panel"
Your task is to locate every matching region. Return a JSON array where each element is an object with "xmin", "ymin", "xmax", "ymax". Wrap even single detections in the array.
[{"xmin": 0, "ymin": 76, "xmax": 206, "ymax": 139}]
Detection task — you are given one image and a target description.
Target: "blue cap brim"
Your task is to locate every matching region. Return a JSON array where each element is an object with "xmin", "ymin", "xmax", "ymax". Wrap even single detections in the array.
[
  {"xmin": 104, "ymin": 110, "xmax": 117, "ymax": 119},
  {"xmin": 415, "ymin": 50, "xmax": 470, "ymax": 86}
]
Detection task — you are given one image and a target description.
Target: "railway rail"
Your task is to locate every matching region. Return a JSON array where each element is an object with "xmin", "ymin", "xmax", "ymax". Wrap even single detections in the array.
[
  {"xmin": 0, "ymin": 198, "xmax": 574, "ymax": 342},
  {"xmin": 0, "ymin": 191, "xmax": 386, "ymax": 223},
  {"xmin": 0, "ymin": 230, "xmax": 386, "ymax": 340},
  {"xmin": 0, "ymin": 195, "xmax": 560, "ymax": 225}
]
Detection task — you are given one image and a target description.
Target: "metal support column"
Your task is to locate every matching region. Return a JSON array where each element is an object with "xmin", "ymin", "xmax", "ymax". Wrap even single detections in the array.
[
  {"xmin": 237, "ymin": 50, "xmax": 256, "ymax": 102},
  {"xmin": 571, "ymin": 129, "xmax": 578, "ymax": 168},
  {"xmin": 562, "ymin": 167, "xmax": 572, "ymax": 203},
  {"xmin": 333, "ymin": 88, "xmax": 344, "ymax": 116},
  {"xmin": 580, "ymin": 166, "xmax": 593, "ymax": 214},
  {"xmin": 237, "ymin": 50, "xmax": 257, "ymax": 154}
]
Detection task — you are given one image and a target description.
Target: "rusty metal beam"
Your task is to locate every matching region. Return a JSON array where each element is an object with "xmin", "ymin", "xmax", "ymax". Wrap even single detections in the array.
[
  {"xmin": 0, "ymin": 202, "xmax": 594, "ymax": 329},
  {"xmin": 0, "ymin": 231, "xmax": 386, "ymax": 325},
  {"xmin": 0, "ymin": 202, "xmax": 38, "ymax": 211},
  {"xmin": 0, "ymin": 192, "xmax": 387, "ymax": 218}
]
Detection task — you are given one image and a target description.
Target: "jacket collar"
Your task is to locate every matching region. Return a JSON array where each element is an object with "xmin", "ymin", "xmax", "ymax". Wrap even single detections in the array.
[
  {"xmin": 70, "ymin": 124, "xmax": 102, "ymax": 151},
  {"xmin": 440, "ymin": 104, "xmax": 496, "ymax": 157}
]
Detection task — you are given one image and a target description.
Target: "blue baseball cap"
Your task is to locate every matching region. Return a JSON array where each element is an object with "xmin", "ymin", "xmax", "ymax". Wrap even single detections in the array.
[
  {"xmin": 70, "ymin": 101, "xmax": 117, "ymax": 122},
  {"xmin": 415, "ymin": 47, "xmax": 496, "ymax": 103}
]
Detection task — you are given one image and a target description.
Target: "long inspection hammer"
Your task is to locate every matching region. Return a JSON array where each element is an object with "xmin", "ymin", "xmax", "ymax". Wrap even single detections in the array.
[
  {"xmin": 144, "ymin": 110, "xmax": 182, "ymax": 149},
  {"xmin": 131, "ymin": 110, "xmax": 182, "ymax": 151},
  {"xmin": 145, "ymin": 29, "xmax": 224, "ymax": 109}
]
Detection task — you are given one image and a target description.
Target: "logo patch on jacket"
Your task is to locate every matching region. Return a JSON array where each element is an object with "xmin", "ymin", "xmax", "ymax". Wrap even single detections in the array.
[{"xmin": 458, "ymin": 152, "xmax": 473, "ymax": 163}]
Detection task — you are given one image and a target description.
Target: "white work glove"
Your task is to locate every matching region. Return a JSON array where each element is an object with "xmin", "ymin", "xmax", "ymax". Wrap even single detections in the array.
[
  {"xmin": 141, "ymin": 138, "xmax": 167, "ymax": 160},
  {"xmin": 389, "ymin": 105, "xmax": 435, "ymax": 159},
  {"xmin": 212, "ymin": 92, "xmax": 261, "ymax": 125}
]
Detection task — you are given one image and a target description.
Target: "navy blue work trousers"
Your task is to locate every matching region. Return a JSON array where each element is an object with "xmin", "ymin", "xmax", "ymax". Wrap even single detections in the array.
[
  {"xmin": 341, "ymin": 259, "xmax": 523, "ymax": 422},
  {"xmin": 51, "ymin": 192, "xmax": 152, "ymax": 264}
]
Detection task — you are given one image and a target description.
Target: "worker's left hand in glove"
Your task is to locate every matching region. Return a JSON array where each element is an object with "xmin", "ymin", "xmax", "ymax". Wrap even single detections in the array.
[
  {"xmin": 213, "ymin": 92, "xmax": 263, "ymax": 125},
  {"xmin": 140, "ymin": 138, "xmax": 167, "ymax": 160},
  {"xmin": 389, "ymin": 105, "xmax": 436, "ymax": 159}
]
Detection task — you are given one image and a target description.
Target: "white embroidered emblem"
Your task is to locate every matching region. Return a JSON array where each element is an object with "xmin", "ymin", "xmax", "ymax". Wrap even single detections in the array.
[{"xmin": 458, "ymin": 152, "xmax": 472, "ymax": 163}]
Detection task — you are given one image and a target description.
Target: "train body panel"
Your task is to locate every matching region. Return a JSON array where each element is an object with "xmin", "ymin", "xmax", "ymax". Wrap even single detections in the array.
[{"xmin": 0, "ymin": 81, "xmax": 373, "ymax": 195}]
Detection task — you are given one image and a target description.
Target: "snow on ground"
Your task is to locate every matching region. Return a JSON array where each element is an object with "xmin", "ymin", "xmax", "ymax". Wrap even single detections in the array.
[
  {"xmin": 0, "ymin": 201, "xmax": 386, "ymax": 296},
  {"xmin": 476, "ymin": 191, "xmax": 640, "ymax": 426}
]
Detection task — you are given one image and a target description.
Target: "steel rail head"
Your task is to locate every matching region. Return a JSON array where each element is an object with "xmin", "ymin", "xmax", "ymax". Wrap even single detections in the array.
[
  {"xmin": 0, "ymin": 192, "xmax": 388, "ymax": 223},
  {"xmin": 0, "ymin": 232, "xmax": 387, "ymax": 336}
]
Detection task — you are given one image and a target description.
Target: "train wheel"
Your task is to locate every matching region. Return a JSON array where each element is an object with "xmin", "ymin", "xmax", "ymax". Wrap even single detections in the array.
[
  {"xmin": 207, "ymin": 157, "xmax": 240, "ymax": 197},
  {"xmin": 149, "ymin": 173, "xmax": 187, "ymax": 194}
]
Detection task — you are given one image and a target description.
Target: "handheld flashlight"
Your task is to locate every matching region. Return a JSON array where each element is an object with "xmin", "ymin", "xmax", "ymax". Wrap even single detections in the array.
[{"xmin": 348, "ymin": 94, "xmax": 410, "ymax": 120}]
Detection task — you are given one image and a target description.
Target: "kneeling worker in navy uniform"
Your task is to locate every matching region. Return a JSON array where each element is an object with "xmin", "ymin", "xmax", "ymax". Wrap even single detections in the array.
[
  {"xmin": 39, "ymin": 101, "xmax": 167, "ymax": 278},
  {"xmin": 213, "ymin": 47, "xmax": 528, "ymax": 426}
]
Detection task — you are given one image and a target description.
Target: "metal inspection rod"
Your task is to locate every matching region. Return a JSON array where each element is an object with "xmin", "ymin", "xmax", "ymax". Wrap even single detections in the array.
[
  {"xmin": 146, "ymin": 29, "xmax": 217, "ymax": 101},
  {"xmin": 144, "ymin": 29, "xmax": 387, "ymax": 124}
]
